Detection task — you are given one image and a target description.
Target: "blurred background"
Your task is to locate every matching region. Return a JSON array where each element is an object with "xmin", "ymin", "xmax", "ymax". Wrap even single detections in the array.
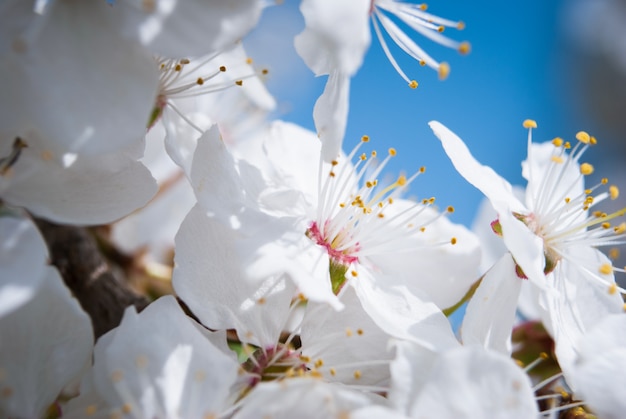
[{"xmin": 244, "ymin": 0, "xmax": 626, "ymax": 229}]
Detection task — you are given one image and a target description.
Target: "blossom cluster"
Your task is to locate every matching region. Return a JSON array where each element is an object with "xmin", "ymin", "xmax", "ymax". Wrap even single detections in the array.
[{"xmin": 1, "ymin": 1, "xmax": 625, "ymax": 418}]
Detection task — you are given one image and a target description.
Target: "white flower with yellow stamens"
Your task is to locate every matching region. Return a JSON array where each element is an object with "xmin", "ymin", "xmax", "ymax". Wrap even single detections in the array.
[
  {"xmin": 295, "ymin": 0, "xmax": 469, "ymax": 162},
  {"xmin": 430, "ymin": 119, "xmax": 625, "ymax": 368}
]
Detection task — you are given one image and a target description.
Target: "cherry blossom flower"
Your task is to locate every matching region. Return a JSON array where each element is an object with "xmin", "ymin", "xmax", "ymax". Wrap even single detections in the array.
[
  {"xmin": 64, "ymin": 296, "xmax": 239, "ymax": 419},
  {"xmin": 430, "ymin": 120, "xmax": 625, "ymax": 362},
  {"xmin": 295, "ymin": 0, "xmax": 469, "ymax": 161}
]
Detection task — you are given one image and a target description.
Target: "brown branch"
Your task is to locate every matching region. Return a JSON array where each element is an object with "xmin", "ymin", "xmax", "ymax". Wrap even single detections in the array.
[{"xmin": 33, "ymin": 218, "xmax": 149, "ymax": 339}]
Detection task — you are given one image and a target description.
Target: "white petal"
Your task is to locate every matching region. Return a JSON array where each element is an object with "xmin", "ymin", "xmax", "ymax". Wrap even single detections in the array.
[
  {"xmin": 300, "ymin": 286, "xmax": 395, "ymax": 386},
  {"xmin": 461, "ymin": 254, "xmax": 522, "ymax": 354},
  {"xmin": 0, "ymin": 268, "xmax": 93, "ymax": 418},
  {"xmin": 429, "ymin": 121, "xmax": 525, "ymax": 212},
  {"xmin": 0, "ymin": 215, "xmax": 48, "ymax": 316},
  {"xmin": 352, "ymin": 271, "xmax": 459, "ymax": 351},
  {"xmin": 569, "ymin": 314, "xmax": 626, "ymax": 419},
  {"xmin": 2, "ymin": 140, "xmax": 158, "ymax": 225},
  {"xmin": 172, "ymin": 204, "xmax": 297, "ymax": 347},
  {"xmin": 233, "ymin": 378, "xmax": 375, "ymax": 419},
  {"xmin": 314, "ymin": 71, "xmax": 350, "ymax": 162},
  {"xmin": 294, "ymin": 0, "xmax": 370, "ymax": 76},
  {"xmin": 118, "ymin": 0, "xmax": 263, "ymax": 57},
  {"xmin": 408, "ymin": 346, "xmax": 538, "ymax": 419},
  {"xmin": 90, "ymin": 296, "xmax": 239, "ymax": 418},
  {"xmin": 0, "ymin": 0, "xmax": 158, "ymax": 155}
]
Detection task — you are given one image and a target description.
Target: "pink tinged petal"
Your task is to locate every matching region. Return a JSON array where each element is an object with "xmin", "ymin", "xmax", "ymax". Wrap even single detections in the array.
[
  {"xmin": 172, "ymin": 204, "xmax": 297, "ymax": 347},
  {"xmin": 89, "ymin": 296, "xmax": 239, "ymax": 418},
  {"xmin": 300, "ymin": 286, "xmax": 395, "ymax": 386},
  {"xmin": 428, "ymin": 121, "xmax": 525, "ymax": 213},
  {"xmin": 232, "ymin": 378, "xmax": 375, "ymax": 419},
  {"xmin": 118, "ymin": 0, "xmax": 263, "ymax": 58},
  {"xmin": 0, "ymin": 268, "xmax": 93, "ymax": 419},
  {"xmin": 408, "ymin": 346, "xmax": 538, "ymax": 418},
  {"xmin": 2, "ymin": 141, "xmax": 158, "ymax": 225},
  {"xmin": 0, "ymin": 0, "xmax": 159, "ymax": 155},
  {"xmin": 542, "ymin": 247, "xmax": 624, "ymax": 381},
  {"xmin": 314, "ymin": 71, "xmax": 350, "ymax": 162},
  {"xmin": 294, "ymin": 0, "xmax": 371, "ymax": 76},
  {"xmin": 352, "ymin": 271, "xmax": 459, "ymax": 351},
  {"xmin": 569, "ymin": 314, "xmax": 626, "ymax": 419},
  {"xmin": 0, "ymin": 215, "xmax": 48, "ymax": 316},
  {"xmin": 462, "ymin": 254, "xmax": 522, "ymax": 354}
]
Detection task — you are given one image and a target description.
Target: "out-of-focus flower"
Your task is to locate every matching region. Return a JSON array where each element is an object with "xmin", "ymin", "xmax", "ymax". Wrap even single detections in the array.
[
  {"xmin": 64, "ymin": 296, "xmax": 239, "ymax": 419},
  {"xmin": 430, "ymin": 120, "xmax": 625, "ymax": 365},
  {"xmin": 295, "ymin": 0, "xmax": 468, "ymax": 162},
  {"xmin": 0, "ymin": 258, "xmax": 93, "ymax": 418},
  {"xmin": 388, "ymin": 342, "xmax": 539, "ymax": 419}
]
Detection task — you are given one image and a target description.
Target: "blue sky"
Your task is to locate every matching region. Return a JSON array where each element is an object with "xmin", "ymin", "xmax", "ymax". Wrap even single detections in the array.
[{"xmin": 245, "ymin": 0, "xmax": 588, "ymax": 227}]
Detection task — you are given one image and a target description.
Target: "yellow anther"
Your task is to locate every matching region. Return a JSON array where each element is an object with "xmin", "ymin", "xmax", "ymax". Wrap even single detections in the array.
[
  {"xmin": 408, "ymin": 80, "xmax": 418, "ymax": 89},
  {"xmin": 360, "ymin": 153, "xmax": 367, "ymax": 161},
  {"xmin": 389, "ymin": 148, "xmax": 397, "ymax": 156},
  {"xmin": 246, "ymin": 57, "xmax": 253, "ymax": 64},
  {"xmin": 85, "ymin": 405, "xmax": 98, "ymax": 416},
  {"xmin": 180, "ymin": 58, "xmax": 190, "ymax": 65},
  {"xmin": 576, "ymin": 131, "xmax": 591, "ymax": 144},
  {"xmin": 345, "ymin": 328, "xmax": 353, "ymax": 337},
  {"xmin": 609, "ymin": 283, "xmax": 618, "ymax": 295},
  {"xmin": 593, "ymin": 211, "xmax": 603, "ymax": 217},
  {"xmin": 378, "ymin": 202, "xmax": 383, "ymax": 208},
  {"xmin": 351, "ymin": 270, "xmax": 358, "ymax": 277},
  {"xmin": 610, "ymin": 185, "xmax": 619, "ymax": 200},
  {"xmin": 580, "ymin": 163, "xmax": 594, "ymax": 175},
  {"xmin": 422, "ymin": 198, "xmax": 428, "ymax": 205},
  {"xmin": 339, "ymin": 203, "xmax": 345, "ymax": 208},
  {"xmin": 366, "ymin": 181, "xmax": 374, "ymax": 188},
  {"xmin": 309, "ymin": 369, "xmax": 322, "ymax": 378},
  {"xmin": 539, "ymin": 352, "xmax": 548, "ymax": 360},
  {"xmin": 552, "ymin": 137, "xmax": 563, "ymax": 147},
  {"xmin": 122, "ymin": 404, "xmax": 132, "ymax": 414},
  {"xmin": 451, "ymin": 237, "xmax": 457, "ymax": 245},
  {"xmin": 585, "ymin": 189, "xmax": 592, "ymax": 195},
  {"xmin": 458, "ymin": 41, "xmax": 471, "ymax": 55},
  {"xmin": 428, "ymin": 197, "xmax": 436, "ymax": 204},
  {"xmin": 174, "ymin": 64, "xmax": 182, "ymax": 71},
  {"xmin": 361, "ymin": 135, "xmax": 370, "ymax": 142},
  {"xmin": 447, "ymin": 205, "xmax": 455, "ymax": 213},
  {"xmin": 219, "ymin": 66, "xmax": 226, "ymax": 72},
  {"xmin": 377, "ymin": 213, "xmax": 384, "ymax": 218},
  {"xmin": 315, "ymin": 359, "xmax": 324, "ymax": 368},
  {"xmin": 357, "ymin": 328, "xmax": 364, "ymax": 335},
  {"xmin": 437, "ymin": 25, "xmax": 445, "ymax": 33},
  {"xmin": 609, "ymin": 248, "xmax": 620, "ymax": 260},
  {"xmin": 438, "ymin": 62, "xmax": 450, "ymax": 80},
  {"xmin": 297, "ymin": 293, "xmax": 307, "ymax": 301},
  {"xmin": 456, "ymin": 21, "xmax": 466, "ymax": 30},
  {"xmin": 515, "ymin": 359, "xmax": 524, "ymax": 368},
  {"xmin": 330, "ymin": 368, "xmax": 336, "ymax": 376},
  {"xmin": 396, "ymin": 175, "xmax": 407, "ymax": 186},
  {"xmin": 329, "ymin": 171, "xmax": 335, "ymax": 177},
  {"xmin": 420, "ymin": 166, "xmax": 426, "ymax": 173},
  {"xmin": 371, "ymin": 150, "xmax": 377, "ymax": 157},
  {"xmin": 564, "ymin": 197, "xmax": 571, "ymax": 204},
  {"xmin": 235, "ymin": 80, "xmax": 243, "ymax": 86},
  {"xmin": 388, "ymin": 197, "xmax": 394, "ymax": 204},
  {"xmin": 590, "ymin": 135, "xmax": 598, "ymax": 145},
  {"xmin": 564, "ymin": 141, "xmax": 571, "ymax": 149},
  {"xmin": 419, "ymin": 59, "xmax": 426, "ymax": 66},
  {"xmin": 420, "ymin": 227, "xmax": 426, "ymax": 232},
  {"xmin": 551, "ymin": 156, "xmax": 564, "ymax": 164},
  {"xmin": 614, "ymin": 223, "xmax": 626, "ymax": 234},
  {"xmin": 353, "ymin": 370, "xmax": 362, "ymax": 379},
  {"xmin": 300, "ymin": 355, "xmax": 311, "ymax": 363},
  {"xmin": 522, "ymin": 119, "xmax": 537, "ymax": 129},
  {"xmin": 602, "ymin": 178, "xmax": 608, "ymax": 184},
  {"xmin": 331, "ymin": 160, "xmax": 339, "ymax": 166},
  {"xmin": 602, "ymin": 222, "xmax": 611, "ymax": 229},
  {"xmin": 262, "ymin": 68, "xmax": 269, "ymax": 75},
  {"xmin": 196, "ymin": 77, "xmax": 204, "ymax": 85},
  {"xmin": 257, "ymin": 297, "xmax": 266, "ymax": 304},
  {"xmin": 420, "ymin": 3, "xmax": 428, "ymax": 10},
  {"xmin": 599, "ymin": 263, "xmax": 613, "ymax": 275}
]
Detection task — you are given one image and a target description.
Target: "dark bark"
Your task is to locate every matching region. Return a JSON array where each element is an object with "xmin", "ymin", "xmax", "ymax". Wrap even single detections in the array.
[{"xmin": 34, "ymin": 218, "xmax": 149, "ymax": 339}]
